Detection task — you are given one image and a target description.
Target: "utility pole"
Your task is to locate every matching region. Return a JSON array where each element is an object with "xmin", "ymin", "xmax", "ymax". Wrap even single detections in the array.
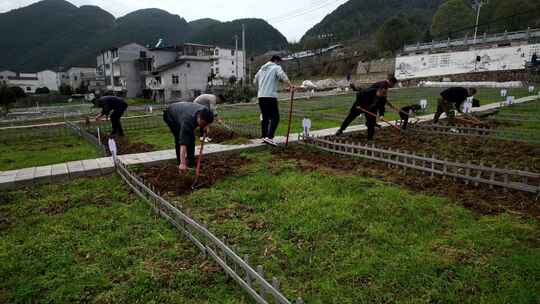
[
  {"xmin": 473, "ymin": 0, "xmax": 488, "ymax": 44},
  {"xmin": 235, "ymin": 35, "xmax": 239, "ymax": 80},
  {"xmin": 242, "ymin": 24, "xmax": 246, "ymax": 85}
]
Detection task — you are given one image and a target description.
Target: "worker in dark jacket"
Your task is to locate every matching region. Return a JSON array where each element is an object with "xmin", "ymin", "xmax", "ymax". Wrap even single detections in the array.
[
  {"xmin": 163, "ymin": 102, "xmax": 214, "ymax": 173},
  {"xmin": 434, "ymin": 87, "xmax": 477, "ymax": 124},
  {"xmin": 94, "ymin": 96, "xmax": 128, "ymax": 137},
  {"xmin": 399, "ymin": 104, "xmax": 422, "ymax": 130},
  {"xmin": 337, "ymin": 76, "xmax": 397, "ymax": 137},
  {"xmin": 336, "ymin": 86, "xmax": 388, "ymax": 140}
]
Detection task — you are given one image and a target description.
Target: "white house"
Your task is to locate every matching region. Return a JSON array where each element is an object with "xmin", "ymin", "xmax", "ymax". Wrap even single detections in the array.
[
  {"xmin": 97, "ymin": 43, "xmax": 150, "ymax": 97},
  {"xmin": 1, "ymin": 70, "xmax": 60, "ymax": 93},
  {"xmin": 145, "ymin": 43, "xmax": 214, "ymax": 102},
  {"xmin": 66, "ymin": 67, "xmax": 96, "ymax": 90},
  {"xmin": 211, "ymin": 47, "xmax": 245, "ymax": 81}
]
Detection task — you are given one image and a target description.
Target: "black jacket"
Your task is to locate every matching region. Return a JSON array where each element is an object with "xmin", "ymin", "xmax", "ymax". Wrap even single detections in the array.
[{"xmin": 354, "ymin": 87, "xmax": 386, "ymax": 116}]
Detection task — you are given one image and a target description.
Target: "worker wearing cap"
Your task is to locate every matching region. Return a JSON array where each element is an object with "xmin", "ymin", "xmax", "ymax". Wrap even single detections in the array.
[
  {"xmin": 193, "ymin": 93, "xmax": 225, "ymax": 142},
  {"xmin": 163, "ymin": 102, "xmax": 214, "ymax": 173},
  {"xmin": 94, "ymin": 95, "xmax": 128, "ymax": 137},
  {"xmin": 253, "ymin": 55, "xmax": 293, "ymax": 146},
  {"xmin": 434, "ymin": 87, "xmax": 477, "ymax": 124}
]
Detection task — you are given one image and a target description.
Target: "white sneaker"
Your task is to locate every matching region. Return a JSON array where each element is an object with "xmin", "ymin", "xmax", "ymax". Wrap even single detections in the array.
[
  {"xmin": 263, "ymin": 138, "xmax": 278, "ymax": 147},
  {"xmin": 200, "ymin": 137, "xmax": 212, "ymax": 143}
]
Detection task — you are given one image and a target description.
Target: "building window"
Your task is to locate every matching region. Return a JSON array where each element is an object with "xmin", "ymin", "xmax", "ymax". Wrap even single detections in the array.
[
  {"xmin": 232, "ymin": 61, "xmax": 234, "ymax": 65},
  {"xmin": 231, "ymin": 50, "xmax": 235, "ymax": 56},
  {"xmin": 172, "ymin": 75, "xmax": 179, "ymax": 85},
  {"xmin": 210, "ymin": 68, "xmax": 214, "ymax": 75},
  {"xmin": 74, "ymin": 76, "xmax": 78, "ymax": 81},
  {"xmin": 26, "ymin": 87, "xmax": 31, "ymax": 91},
  {"xmin": 216, "ymin": 68, "xmax": 220, "ymax": 74},
  {"xmin": 0, "ymin": 76, "xmax": 3, "ymax": 79},
  {"xmin": 155, "ymin": 76, "xmax": 162, "ymax": 84},
  {"xmin": 140, "ymin": 51, "xmax": 147, "ymax": 58},
  {"xmin": 187, "ymin": 63, "xmax": 191, "ymax": 68},
  {"xmin": 215, "ymin": 49, "xmax": 219, "ymax": 56}
]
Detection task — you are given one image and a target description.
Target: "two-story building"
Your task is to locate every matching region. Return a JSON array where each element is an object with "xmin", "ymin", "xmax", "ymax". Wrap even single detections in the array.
[
  {"xmin": 1, "ymin": 70, "xmax": 59, "ymax": 93},
  {"xmin": 144, "ymin": 43, "xmax": 214, "ymax": 103}
]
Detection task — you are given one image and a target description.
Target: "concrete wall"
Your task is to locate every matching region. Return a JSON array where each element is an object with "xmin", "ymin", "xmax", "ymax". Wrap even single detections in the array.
[
  {"xmin": 0, "ymin": 70, "xmax": 16, "ymax": 85},
  {"xmin": 67, "ymin": 67, "xmax": 95, "ymax": 89},
  {"xmin": 151, "ymin": 50, "xmax": 177, "ymax": 69},
  {"xmin": 396, "ymin": 43, "xmax": 540, "ymax": 80}
]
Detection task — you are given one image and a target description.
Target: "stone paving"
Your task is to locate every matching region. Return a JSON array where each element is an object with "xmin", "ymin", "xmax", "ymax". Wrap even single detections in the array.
[{"xmin": 1, "ymin": 96, "xmax": 537, "ymax": 191}]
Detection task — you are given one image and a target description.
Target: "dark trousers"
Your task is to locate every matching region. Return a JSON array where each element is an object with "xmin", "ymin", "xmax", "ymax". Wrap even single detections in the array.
[
  {"xmin": 163, "ymin": 111, "xmax": 196, "ymax": 167},
  {"xmin": 258, "ymin": 98, "xmax": 280, "ymax": 139},
  {"xmin": 400, "ymin": 113, "xmax": 410, "ymax": 130},
  {"xmin": 110, "ymin": 107, "xmax": 126, "ymax": 136},
  {"xmin": 434, "ymin": 98, "xmax": 455, "ymax": 124},
  {"xmin": 339, "ymin": 106, "xmax": 377, "ymax": 140}
]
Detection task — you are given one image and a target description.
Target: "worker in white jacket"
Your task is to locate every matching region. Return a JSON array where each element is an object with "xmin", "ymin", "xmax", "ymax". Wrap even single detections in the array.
[{"xmin": 253, "ymin": 55, "xmax": 292, "ymax": 146}]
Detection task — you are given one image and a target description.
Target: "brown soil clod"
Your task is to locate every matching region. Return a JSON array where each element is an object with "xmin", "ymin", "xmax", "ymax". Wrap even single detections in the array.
[
  {"xmin": 138, "ymin": 154, "xmax": 251, "ymax": 197},
  {"xmin": 97, "ymin": 134, "xmax": 157, "ymax": 155}
]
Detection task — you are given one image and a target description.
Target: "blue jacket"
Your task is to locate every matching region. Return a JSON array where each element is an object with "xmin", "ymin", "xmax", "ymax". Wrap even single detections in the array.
[{"xmin": 253, "ymin": 62, "xmax": 290, "ymax": 98}]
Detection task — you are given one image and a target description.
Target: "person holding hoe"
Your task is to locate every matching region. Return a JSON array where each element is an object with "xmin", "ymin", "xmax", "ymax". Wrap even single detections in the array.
[
  {"xmin": 193, "ymin": 93, "xmax": 225, "ymax": 142},
  {"xmin": 94, "ymin": 95, "xmax": 128, "ymax": 137},
  {"xmin": 433, "ymin": 87, "xmax": 477, "ymax": 124},
  {"xmin": 336, "ymin": 86, "xmax": 389, "ymax": 141},
  {"xmin": 163, "ymin": 102, "xmax": 214, "ymax": 173},
  {"xmin": 253, "ymin": 55, "xmax": 293, "ymax": 147},
  {"xmin": 336, "ymin": 75, "xmax": 397, "ymax": 137}
]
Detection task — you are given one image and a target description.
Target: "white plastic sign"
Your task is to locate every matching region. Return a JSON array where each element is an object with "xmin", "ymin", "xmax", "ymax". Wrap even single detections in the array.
[
  {"xmin": 419, "ymin": 99, "xmax": 428, "ymax": 110},
  {"xmin": 506, "ymin": 96, "xmax": 514, "ymax": 105},
  {"xmin": 108, "ymin": 138, "xmax": 118, "ymax": 162},
  {"xmin": 302, "ymin": 118, "xmax": 312, "ymax": 136},
  {"xmin": 529, "ymin": 86, "xmax": 535, "ymax": 94}
]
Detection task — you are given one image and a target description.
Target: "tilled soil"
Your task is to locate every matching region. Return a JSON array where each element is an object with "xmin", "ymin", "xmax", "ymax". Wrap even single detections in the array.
[
  {"xmin": 274, "ymin": 147, "xmax": 540, "ymax": 221},
  {"xmin": 138, "ymin": 154, "xmax": 251, "ymax": 197},
  {"xmin": 99, "ymin": 135, "xmax": 156, "ymax": 155},
  {"xmin": 198, "ymin": 127, "xmax": 248, "ymax": 143},
  {"xmin": 343, "ymin": 128, "xmax": 540, "ymax": 172}
]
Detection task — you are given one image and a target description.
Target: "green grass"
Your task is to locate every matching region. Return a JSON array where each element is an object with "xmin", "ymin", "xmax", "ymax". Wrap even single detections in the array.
[
  {"xmin": 0, "ymin": 176, "xmax": 246, "ymax": 303},
  {"xmin": 172, "ymin": 151, "xmax": 540, "ymax": 303},
  {"xmin": 0, "ymin": 134, "xmax": 100, "ymax": 171},
  {"xmin": 496, "ymin": 101, "xmax": 540, "ymax": 132}
]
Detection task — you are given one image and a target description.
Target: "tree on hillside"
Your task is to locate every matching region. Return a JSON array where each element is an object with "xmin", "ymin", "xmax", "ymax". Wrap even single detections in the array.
[
  {"xmin": 10, "ymin": 86, "xmax": 26, "ymax": 99},
  {"xmin": 376, "ymin": 17, "xmax": 418, "ymax": 53},
  {"xmin": 0, "ymin": 85, "xmax": 16, "ymax": 114},
  {"xmin": 492, "ymin": 0, "xmax": 537, "ymax": 32},
  {"xmin": 431, "ymin": 0, "xmax": 476, "ymax": 38}
]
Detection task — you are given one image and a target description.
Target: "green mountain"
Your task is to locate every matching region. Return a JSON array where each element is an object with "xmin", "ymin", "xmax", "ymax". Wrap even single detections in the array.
[
  {"xmin": 189, "ymin": 18, "xmax": 288, "ymax": 55},
  {"xmin": 189, "ymin": 18, "xmax": 221, "ymax": 33},
  {"xmin": 302, "ymin": 0, "xmax": 444, "ymax": 42},
  {"xmin": 0, "ymin": 0, "xmax": 287, "ymax": 71}
]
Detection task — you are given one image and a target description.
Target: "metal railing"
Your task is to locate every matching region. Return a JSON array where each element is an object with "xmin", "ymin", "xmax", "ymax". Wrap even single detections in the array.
[
  {"xmin": 221, "ymin": 121, "xmax": 261, "ymax": 139},
  {"xmin": 65, "ymin": 120, "xmax": 107, "ymax": 156},
  {"xmin": 301, "ymin": 135, "xmax": 540, "ymax": 194},
  {"xmin": 0, "ymin": 124, "xmax": 70, "ymax": 141},
  {"xmin": 115, "ymin": 160, "xmax": 302, "ymax": 304}
]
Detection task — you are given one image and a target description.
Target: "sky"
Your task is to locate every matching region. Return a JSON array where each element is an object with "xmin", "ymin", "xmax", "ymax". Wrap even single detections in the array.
[{"xmin": 0, "ymin": 0, "xmax": 349, "ymax": 41}]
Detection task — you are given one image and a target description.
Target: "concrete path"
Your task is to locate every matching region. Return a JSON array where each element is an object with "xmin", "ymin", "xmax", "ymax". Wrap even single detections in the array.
[{"xmin": 1, "ymin": 96, "xmax": 537, "ymax": 191}]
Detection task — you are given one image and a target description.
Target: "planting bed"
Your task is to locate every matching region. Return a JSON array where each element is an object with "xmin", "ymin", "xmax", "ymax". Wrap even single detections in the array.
[
  {"xmin": 343, "ymin": 127, "xmax": 540, "ymax": 172},
  {"xmin": 277, "ymin": 146, "xmax": 540, "ymax": 220},
  {"xmin": 138, "ymin": 154, "xmax": 251, "ymax": 197},
  {"xmin": 93, "ymin": 133, "xmax": 157, "ymax": 155}
]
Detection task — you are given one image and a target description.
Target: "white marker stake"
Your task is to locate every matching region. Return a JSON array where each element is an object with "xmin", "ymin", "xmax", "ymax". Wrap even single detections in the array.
[
  {"xmin": 97, "ymin": 127, "xmax": 101, "ymax": 144},
  {"xmin": 108, "ymin": 138, "xmax": 118, "ymax": 163},
  {"xmin": 529, "ymin": 86, "xmax": 535, "ymax": 94},
  {"xmin": 302, "ymin": 117, "xmax": 312, "ymax": 137}
]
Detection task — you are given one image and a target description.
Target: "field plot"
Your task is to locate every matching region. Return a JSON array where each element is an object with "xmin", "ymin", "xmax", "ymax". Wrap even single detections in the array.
[
  {"xmin": 134, "ymin": 150, "xmax": 540, "ymax": 303},
  {"xmin": 0, "ymin": 176, "xmax": 246, "ymax": 303},
  {"xmin": 0, "ymin": 127, "xmax": 99, "ymax": 171}
]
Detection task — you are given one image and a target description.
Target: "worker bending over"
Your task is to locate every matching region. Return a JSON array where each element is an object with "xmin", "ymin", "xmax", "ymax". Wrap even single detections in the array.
[
  {"xmin": 399, "ymin": 104, "xmax": 421, "ymax": 130},
  {"xmin": 163, "ymin": 102, "xmax": 214, "ymax": 173},
  {"xmin": 193, "ymin": 93, "xmax": 225, "ymax": 142},
  {"xmin": 336, "ymin": 86, "xmax": 388, "ymax": 140},
  {"xmin": 94, "ymin": 96, "xmax": 128, "ymax": 137},
  {"xmin": 434, "ymin": 87, "xmax": 477, "ymax": 124}
]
